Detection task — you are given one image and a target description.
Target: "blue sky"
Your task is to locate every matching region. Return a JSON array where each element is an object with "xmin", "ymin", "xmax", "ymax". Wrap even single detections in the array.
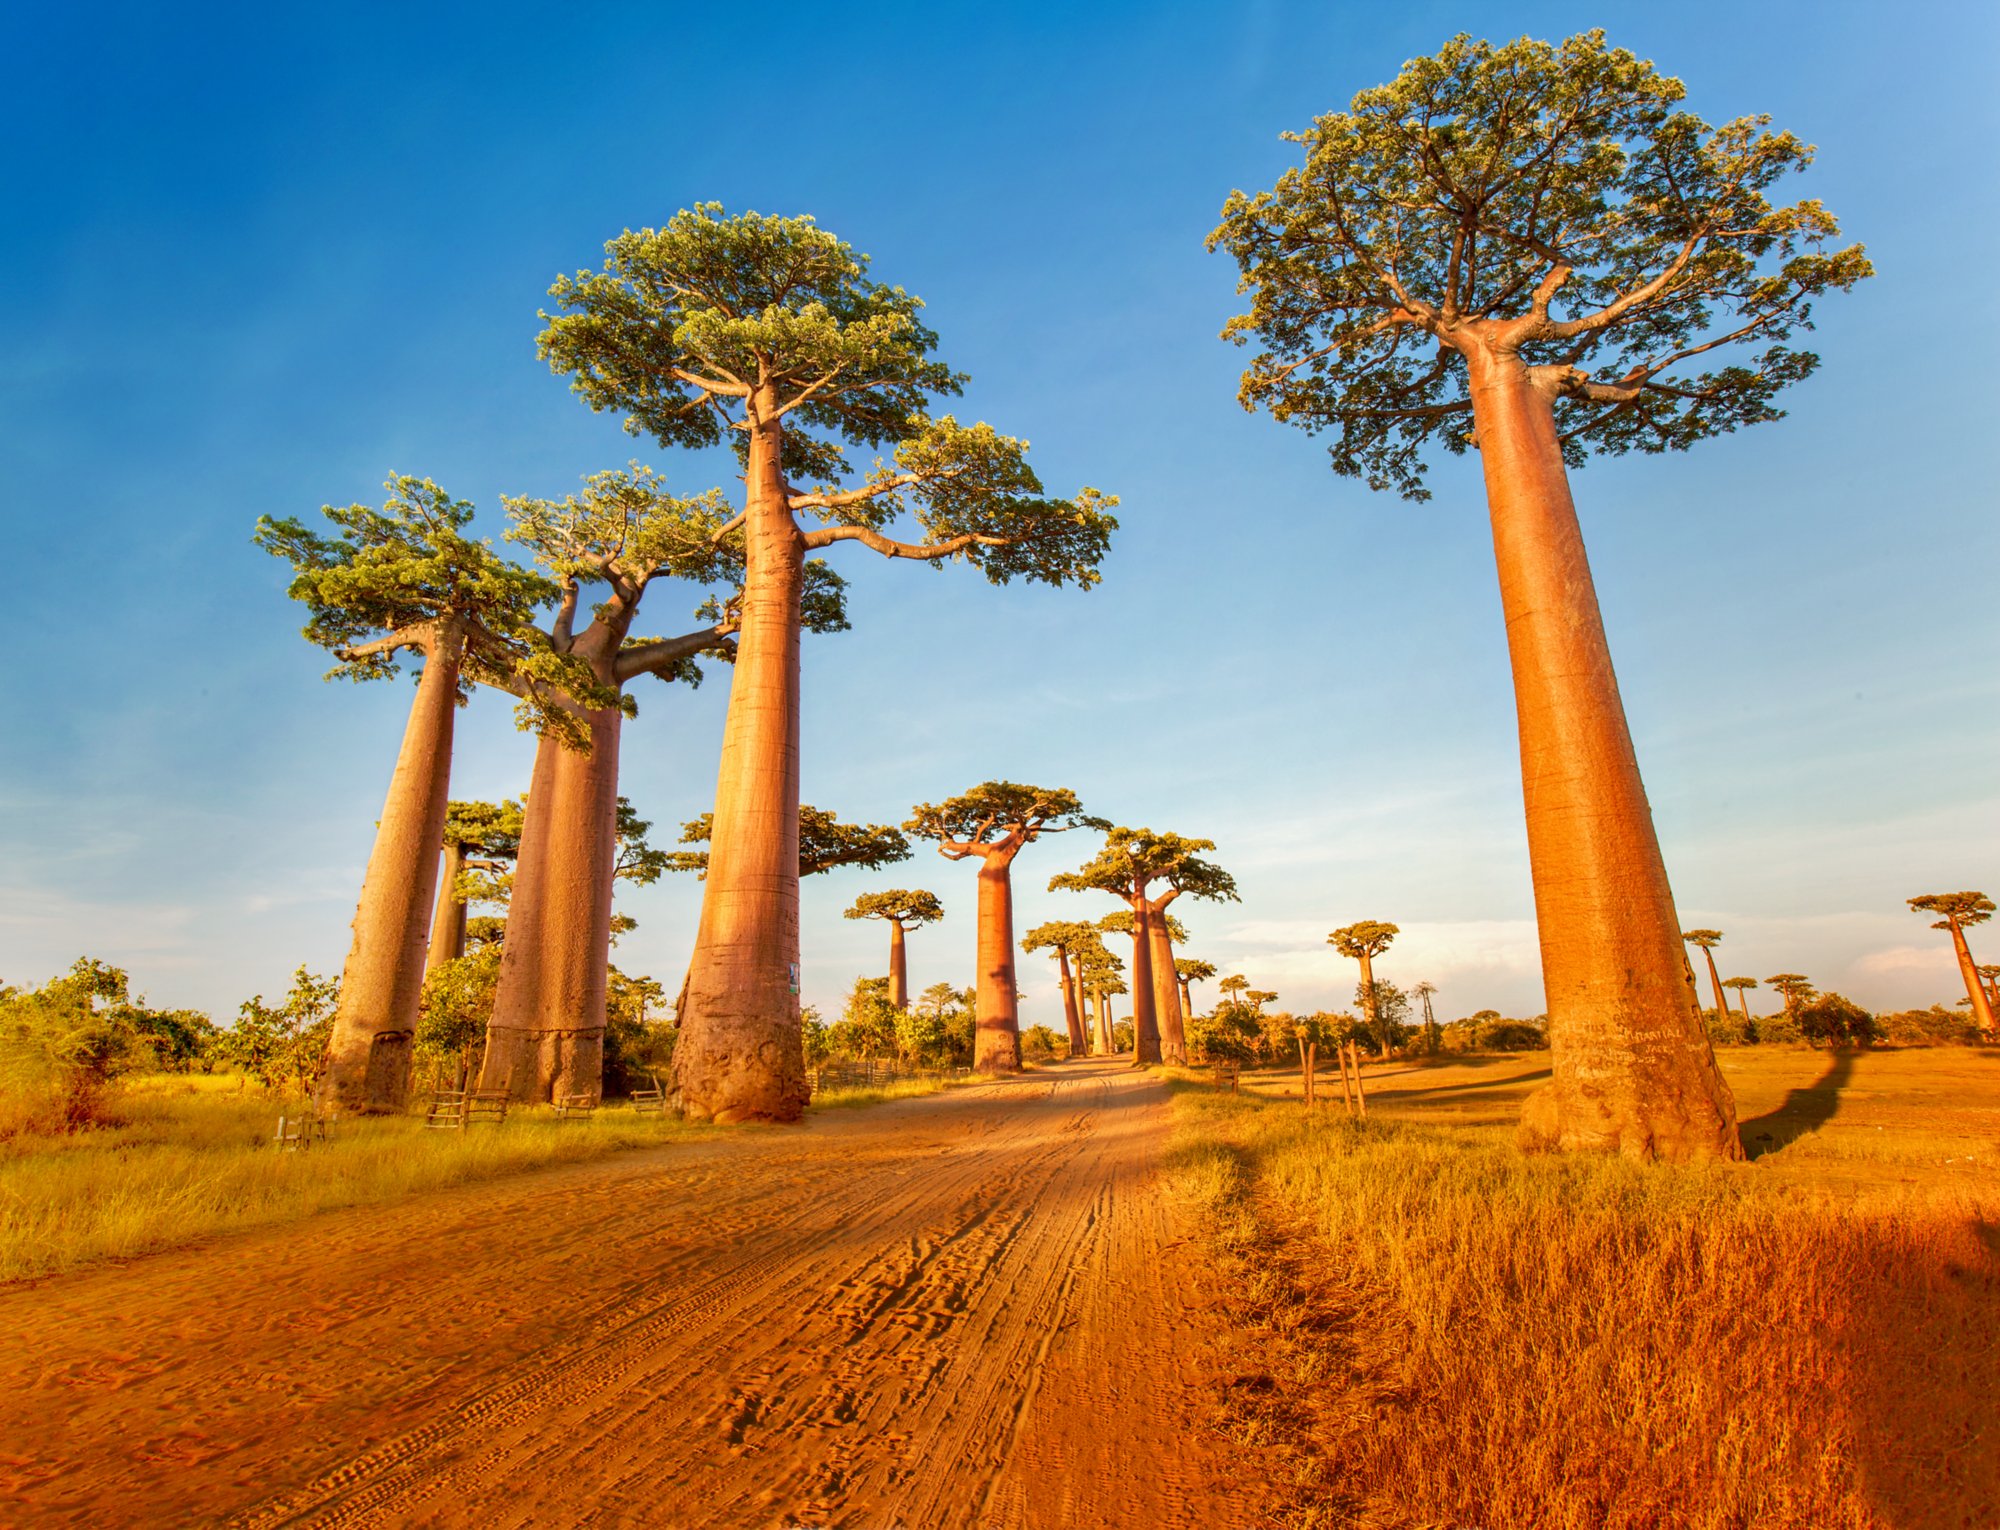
[{"xmin": 2, "ymin": 0, "xmax": 1994, "ymax": 1027}]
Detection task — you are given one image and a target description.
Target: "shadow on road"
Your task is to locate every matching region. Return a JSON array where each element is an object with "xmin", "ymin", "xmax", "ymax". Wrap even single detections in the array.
[{"xmin": 1737, "ymin": 1048, "xmax": 1856, "ymax": 1159}]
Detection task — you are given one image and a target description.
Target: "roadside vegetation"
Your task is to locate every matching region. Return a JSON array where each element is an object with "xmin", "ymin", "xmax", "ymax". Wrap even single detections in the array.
[{"xmin": 1167, "ymin": 1048, "xmax": 2000, "ymax": 1529}]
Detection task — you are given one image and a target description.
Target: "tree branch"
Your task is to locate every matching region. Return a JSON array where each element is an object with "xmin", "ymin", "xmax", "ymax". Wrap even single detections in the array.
[
  {"xmin": 613, "ymin": 622, "xmax": 737, "ymax": 685},
  {"xmin": 333, "ymin": 624, "xmax": 433, "ymax": 663},
  {"xmin": 799, "ymin": 524, "xmax": 1004, "ymax": 559}
]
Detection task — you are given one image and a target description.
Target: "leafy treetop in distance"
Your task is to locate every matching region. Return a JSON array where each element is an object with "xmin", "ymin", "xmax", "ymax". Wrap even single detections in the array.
[
  {"xmin": 666, "ymin": 805, "xmax": 912, "ymax": 879},
  {"xmin": 1210, "ymin": 30, "xmax": 1873, "ymax": 498},
  {"xmin": 1328, "ymin": 921, "xmax": 1399, "ymax": 960},
  {"xmin": 905, "ymin": 783, "xmax": 1106, "ymax": 859},
  {"xmin": 1909, "ymin": 892, "xmax": 1993, "ymax": 931},
  {"xmin": 845, "ymin": 889, "xmax": 945, "ymax": 926}
]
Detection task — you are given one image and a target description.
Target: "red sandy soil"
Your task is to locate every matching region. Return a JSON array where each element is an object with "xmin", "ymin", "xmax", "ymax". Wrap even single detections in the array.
[{"xmin": 0, "ymin": 1059, "xmax": 1249, "ymax": 1528}]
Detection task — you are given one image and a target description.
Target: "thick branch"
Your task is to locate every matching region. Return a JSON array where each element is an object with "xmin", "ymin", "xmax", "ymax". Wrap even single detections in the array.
[
  {"xmin": 799, "ymin": 524, "xmax": 1002, "ymax": 558},
  {"xmin": 613, "ymin": 623, "xmax": 737, "ymax": 685}
]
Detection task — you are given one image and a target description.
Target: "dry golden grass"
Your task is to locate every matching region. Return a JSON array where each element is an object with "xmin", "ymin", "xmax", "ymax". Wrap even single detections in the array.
[
  {"xmin": 0, "ymin": 1073, "xmax": 716, "ymax": 1284},
  {"xmin": 1169, "ymin": 1047, "xmax": 2000, "ymax": 1529}
]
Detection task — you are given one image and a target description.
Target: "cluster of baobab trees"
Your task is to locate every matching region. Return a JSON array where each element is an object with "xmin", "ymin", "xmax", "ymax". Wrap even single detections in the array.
[{"xmin": 268, "ymin": 31, "xmax": 1912, "ymax": 1161}]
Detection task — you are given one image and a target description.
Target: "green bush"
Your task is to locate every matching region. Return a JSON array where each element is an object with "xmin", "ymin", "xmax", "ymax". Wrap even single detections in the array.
[
  {"xmin": 1796, "ymin": 992, "xmax": 1877, "ymax": 1048},
  {"xmin": 1875, "ymin": 1006, "xmax": 1983, "ymax": 1047},
  {"xmin": 0, "ymin": 959, "xmax": 160, "ymax": 1135},
  {"xmin": 218, "ymin": 967, "xmax": 338, "ymax": 1096},
  {"xmin": 1021, "ymin": 1024, "xmax": 1063, "ymax": 1063}
]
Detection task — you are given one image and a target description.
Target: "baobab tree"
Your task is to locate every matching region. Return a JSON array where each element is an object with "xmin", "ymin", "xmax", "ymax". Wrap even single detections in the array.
[
  {"xmin": 1909, "ymin": 892, "xmax": 1997, "ymax": 1040},
  {"xmin": 846, "ymin": 889, "xmax": 944, "ymax": 1010},
  {"xmin": 1328, "ymin": 922, "xmax": 1399, "ymax": 1057},
  {"xmin": 1051, "ymin": 829, "xmax": 1233, "ymax": 1065},
  {"xmin": 540, "ymin": 205, "xmax": 1118, "ymax": 1122},
  {"xmin": 475, "ymin": 468, "xmax": 783, "ymax": 1103},
  {"xmin": 1077, "ymin": 940, "xmax": 1126, "ymax": 1054},
  {"xmin": 1218, "ymin": 973, "xmax": 1251, "ymax": 1010},
  {"xmin": 1212, "ymin": 32, "xmax": 1868, "ymax": 1158},
  {"xmin": 1412, "ymin": 979, "xmax": 1441, "ymax": 1053},
  {"xmin": 906, "ymin": 783, "xmax": 1104, "ymax": 1072},
  {"xmin": 426, "ymin": 799, "xmax": 523, "ymax": 975},
  {"xmin": 1683, "ymin": 930, "xmax": 1731, "ymax": 1021},
  {"xmin": 1721, "ymin": 976, "xmax": 1759, "ymax": 1021},
  {"xmin": 1980, "ymin": 966, "xmax": 2000, "ymax": 1009},
  {"xmin": 256, "ymin": 478, "xmax": 554, "ymax": 1112},
  {"xmin": 1176, "ymin": 957, "xmax": 1218, "ymax": 1026},
  {"xmin": 1022, "ymin": 920, "xmax": 1099, "ymax": 1056},
  {"xmin": 1766, "ymin": 974, "xmax": 1816, "ymax": 1021}
]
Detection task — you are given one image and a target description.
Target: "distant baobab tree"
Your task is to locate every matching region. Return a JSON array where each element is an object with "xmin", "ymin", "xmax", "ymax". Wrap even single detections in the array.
[
  {"xmin": 1766, "ymin": 974, "xmax": 1816, "ymax": 1019},
  {"xmin": 256, "ymin": 478, "xmax": 554, "ymax": 1112},
  {"xmin": 1328, "ymin": 922, "xmax": 1399, "ymax": 1057},
  {"xmin": 1022, "ymin": 920, "xmax": 1100, "ymax": 1056},
  {"xmin": 1412, "ymin": 979, "xmax": 1440, "ymax": 1052},
  {"xmin": 846, "ymin": 890, "xmax": 944, "ymax": 1011},
  {"xmin": 1175, "ymin": 958, "xmax": 1218, "ymax": 1026},
  {"xmin": 907, "ymin": 784, "xmax": 1104, "ymax": 1072},
  {"xmin": 1980, "ymin": 966, "xmax": 2000, "ymax": 1009},
  {"xmin": 1214, "ymin": 32, "xmax": 1868, "ymax": 1159},
  {"xmin": 1721, "ymin": 976, "xmax": 1758, "ymax": 1021},
  {"xmin": 1908, "ymin": 892, "xmax": 1997, "ymax": 1040},
  {"xmin": 1218, "ymin": 974, "xmax": 1250, "ymax": 1010},
  {"xmin": 1052, "ymin": 830, "xmax": 1235, "ymax": 1064},
  {"xmin": 540, "ymin": 205, "xmax": 1117, "ymax": 1123},
  {"xmin": 426, "ymin": 799, "xmax": 523, "ymax": 974},
  {"xmin": 1097, "ymin": 907, "xmax": 1204, "ymax": 1058},
  {"xmin": 666, "ymin": 805, "xmax": 910, "ymax": 881},
  {"xmin": 1682, "ymin": 930, "xmax": 1731, "ymax": 1021}
]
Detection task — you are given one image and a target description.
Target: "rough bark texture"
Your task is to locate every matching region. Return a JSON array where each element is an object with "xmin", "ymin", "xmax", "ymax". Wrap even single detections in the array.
[
  {"xmin": 1146, "ymin": 892, "xmax": 1186, "ymax": 1064},
  {"xmin": 887, "ymin": 920, "xmax": 908, "ymax": 1011},
  {"xmin": 1055, "ymin": 947, "xmax": 1085, "ymax": 1057},
  {"xmin": 972, "ymin": 853, "xmax": 1022, "ymax": 1073},
  {"xmin": 424, "ymin": 839, "xmax": 469, "ymax": 976},
  {"xmin": 1127, "ymin": 903, "xmax": 1161, "ymax": 1065},
  {"xmin": 674, "ymin": 408, "xmax": 808, "ymax": 1123},
  {"xmin": 323, "ymin": 631, "xmax": 463, "ymax": 1114},
  {"xmin": 479, "ymin": 711, "xmax": 621, "ymax": 1104},
  {"xmin": 1946, "ymin": 923, "xmax": 1998, "ymax": 1039},
  {"xmin": 1469, "ymin": 347, "xmax": 1741, "ymax": 1161}
]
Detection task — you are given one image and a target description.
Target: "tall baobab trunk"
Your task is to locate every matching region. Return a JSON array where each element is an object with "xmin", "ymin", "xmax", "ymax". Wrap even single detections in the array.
[
  {"xmin": 1178, "ymin": 976, "xmax": 1194, "ymax": 1025},
  {"xmin": 479, "ymin": 709, "xmax": 621, "ymax": 1102},
  {"xmin": 1147, "ymin": 893, "xmax": 1186, "ymax": 1063},
  {"xmin": 323, "ymin": 629, "xmax": 463, "ymax": 1113},
  {"xmin": 1735, "ymin": 987, "xmax": 1753, "ymax": 1023},
  {"xmin": 1128, "ymin": 904, "xmax": 1161, "ymax": 1065},
  {"xmin": 675, "ymin": 406, "xmax": 807, "ymax": 1123},
  {"xmin": 425, "ymin": 838, "xmax": 469, "ymax": 975},
  {"xmin": 1355, "ymin": 949, "xmax": 1386, "ymax": 1059},
  {"xmin": 1055, "ymin": 945, "xmax": 1085, "ymax": 1057},
  {"xmin": 972, "ymin": 852, "xmax": 1022, "ymax": 1072},
  {"xmin": 1698, "ymin": 946, "xmax": 1728, "ymax": 1022},
  {"xmin": 1092, "ymin": 986, "xmax": 1113, "ymax": 1053},
  {"xmin": 1944, "ymin": 922, "xmax": 1998, "ymax": 1039},
  {"xmin": 1468, "ymin": 348, "xmax": 1741, "ymax": 1160},
  {"xmin": 1070, "ymin": 971, "xmax": 1090, "ymax": 1053},
  {"xmin": 887, "ymin": 919, "xmax": 909, "ymax": 1010}
]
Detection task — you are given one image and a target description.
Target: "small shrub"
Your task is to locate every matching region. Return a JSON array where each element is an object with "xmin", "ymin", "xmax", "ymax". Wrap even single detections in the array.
[
  {"xmin": 0, "ymin": 959, "xmax": 158, "ymax": 1135},
  {"xmin": 1876, "ymin": 1005, "xmax": 1982, "ymax": 1047},
  {"xmin": 1021, "ymin": 1024, "xmax": 1063, "ymax": 1063},
  {"xmin": 1797, "ymin": 991, "xmax": 1877, "ymax": 1048}
]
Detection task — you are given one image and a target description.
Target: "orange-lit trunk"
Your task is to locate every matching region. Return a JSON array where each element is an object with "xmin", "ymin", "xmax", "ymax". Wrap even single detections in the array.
[
  {"xmin": 479, "ymin": 707, "xmax": 621, "ymax": 1103},
  {"xmin": 972, "ymin": 850, "xmax": 1021, "ymax": 1072},
  {"xmin": 1699, "ymin": 947, "xmax": 1728, "ymax": 1022},
  {"xmin": 1736, "ymin": 988, "xmax": 1753, "ymax": 1023},
  {"xmin": 1055, "ymin": 946, "xmax": 1084, "ymax": 1057},
  {"xmin": 1146, "ymin": 892, "xmax": 1185, "ymax": 1063},
  {"xmin": 1356, "ymin": 950, "xmax": 1383, "ymax": 1057},
  {"xmin": 1178, "ymin": 977, "xmax": 1193, "ymax": 1023},
  {"xmin": 1069, "ymin": 971, "xmax": 1090, "ymax": 1053},
  {"xmin": 1467, "ymin": 346, "xmax": 1740, "ymax": 1160},
  {"xmin": 323, "ymin": 628, "xmax": 463, "ymax": 1113},
  {"xmin": 888, "ymin": 919, "xmax": 908, "ymax": 1010},
  {"xmin": 1092, "ymin": 987, "xmax": 1112, "ymax": 1052},
  {"xmin": 1945, "ymin": 922, "xmax": 1998, "ymax": 1039},
  {"xmin": 424, "ymin": 838, "xmax": 469, "ymax": 976},
  {"xmin": 675, "ymin": 406, "xmax": 807, "ymax": 1122},
  {"xmin": 1128, "ymin": 898, "xmax": 1160, "ymax": 1065}
]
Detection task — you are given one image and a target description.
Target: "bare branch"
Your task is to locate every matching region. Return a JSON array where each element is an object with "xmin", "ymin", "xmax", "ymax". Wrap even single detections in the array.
[{"xmin": 799, "ymin": 524, "xmax": 1004, "ymax": 559}]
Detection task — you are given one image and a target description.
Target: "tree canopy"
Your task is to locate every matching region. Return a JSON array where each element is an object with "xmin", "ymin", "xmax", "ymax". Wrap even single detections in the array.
[
  {"xmin": 538, "ymin": 205, "xmax": 1117, "ymax": 585},
  {"xmin": 1909, "ymin": 892, "xmax": 1994, "ymax": 930},
  {"xmin": 666, "ymin": 805, "xmax": 912, "ymax": 879},
  {"xmin": 1682, "ymin": 928, "xmax": 1723, "ymax": 950},
  {"xmin": 255, "ymin": 476, "xmax": 556, "ymax": 684},
  {"xmin": 1176, "ymin": 957, "xmax": 1218, "ymax": 985},
  {"xmin": 845, "ymin": 889, "xmax": 945, "ymax": 926},
  {"xmin": 905, "ymin": 782, "xmax": 1105, "ymax": 858},
  {"xmin": 1328, "ymin": 920, "xmax": 1399, "ymax": 961},
  {"xmin": 1049, "ymin": 828, "xmax": 1237, "ymax": 905},
  {"xmin": 1021, "ymin": 919, "xmax": 1100, "ymax": 959},
  {"xmin": 444, "ymin": 799, "xmax": 524, "ymax": 857},
  {"xmin": 1098, "ymin": 908, "xmax": 1190, "ymax": 943},
  {"xmin": 1209, "ymin": 30, "xmax": 1872, "ymax": 499}
]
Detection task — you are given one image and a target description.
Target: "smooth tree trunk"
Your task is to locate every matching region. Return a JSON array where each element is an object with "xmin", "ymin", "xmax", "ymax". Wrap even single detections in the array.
[
  {"xmin": 1356, "ymin": 950, "xmax": 1384, "ymax": 1058},
  {"xmin": 887, "ymin": 919, "xmax": 909, "ymax": 1010},
  {"xmin": 1069, "ymin": 971, "xmax": 1090, "ymax": 1053},
  {"xmin": 1093, "ymin": 987, "xmax": 1113, "ymax": 1054},
  {"xmin": 1127, "ymin": 901, "xmax": 1161, "ymax": 1065},
  {"xmin": 971, "ymin": 850, "xmax": 1022, "ymax": 1072},
  {"xmin": 1945, "ymin": 922, "xmax": 1998, "ymax": 1039},
  {"xmin": 424, "ymin": 838, "xmax": 469, "ymax": 976},
  {"xmin": 1055, "ymin": 947, "xmax": 1085, "ymax": 1057},
  {"xmin": 323, "ymin": 629, "xmax": 464, "ymax": 1114},
  {"xmin": 1736, "ymin": 988, "xmax": 1753, "ymax": 1023},
  {"xmin": 479, "ymin": 708, "xmax": 622, "ymax": 1102},
  {"xmin": 1466, "ymin": 347, "xmax": 1741, "ymax": 1160},
  {"xmin": 1699, "ymin": 947, "xmax": 1729, "ymax": 1024},
  {"xmin": 1178, "ymin": 978, "xmax": 1194, "ymax": 1025},
  {"xmin": 1146, "ymin": 893, "xmax": 1186, "ymax": 1063},
  {"xmin": 675, "ymin": 406, "xmax": 807, "ymax": 1123}
]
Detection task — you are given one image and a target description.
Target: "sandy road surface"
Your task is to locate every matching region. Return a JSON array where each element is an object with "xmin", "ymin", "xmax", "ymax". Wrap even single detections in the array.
[{"xmin": 0, "ymin": 1060, "xmax": 1251, "ymax": 1529}]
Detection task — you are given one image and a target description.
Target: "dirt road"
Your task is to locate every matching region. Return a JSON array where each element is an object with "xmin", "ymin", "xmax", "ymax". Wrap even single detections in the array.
[{"xmin": 0, "ymin": 1059, "xmax": 1251, "ymax": 1528}]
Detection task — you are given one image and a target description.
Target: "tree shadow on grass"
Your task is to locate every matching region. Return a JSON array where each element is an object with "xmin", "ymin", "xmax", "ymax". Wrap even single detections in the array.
[{"xmin": 1737, "ymin": 1048, "xmax": 1856, "ymax": 1159}]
